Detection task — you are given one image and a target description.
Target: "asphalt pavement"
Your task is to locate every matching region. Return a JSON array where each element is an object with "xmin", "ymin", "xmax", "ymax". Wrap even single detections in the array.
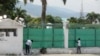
[{"xmin": 24, "ymin": 54, "xmax": 100, "ymax": 56}]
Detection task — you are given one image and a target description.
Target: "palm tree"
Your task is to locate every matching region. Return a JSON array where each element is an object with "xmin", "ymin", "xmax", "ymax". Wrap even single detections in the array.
[
  {"xmin": 0, "ymin": 0, "xmax": 18, "ymax": 15},
  {"xmin": 15, "ymin": 7, "xmax": 26, "ymax": 18},
  {"xmin": 86, "ymin": 12, "xmax": 98, "ymax": 23},
  {"xmin": 23, "ymin": 0, "xmax": 66, "ymax": 27},
  {"xmin": 14, "ymin": 7, "xmax": 26, "ymax": 21},
  {"xmin": 23, "ymin": 0, "xmax": 46, "ymax": 27},
  {"xmin": 63, "ymin": 0, "xmax": 67, "ymax": 5},
  {"xmin": 23, "ymin": 0, "xmax": 67, "ymax": 48},
  {"xmin": 41, "ymin": 0, "xmax": 47, "ymax": 27}
]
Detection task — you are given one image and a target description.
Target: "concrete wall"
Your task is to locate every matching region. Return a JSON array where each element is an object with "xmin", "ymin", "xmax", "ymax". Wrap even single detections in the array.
[
  {"xmin": 0, "ymin": 19, "xmax": 23, "ymax": 54},
  {"xmin": 63, "ymin": 21, "xmax": 69, "ymax": 48},
  {"xmin": 0, "ymin": 27, "xmax": 23, "ymax": 54},
  {"xmin": 30, "ymin": 47, "xmax": 100, "ymax": 54}
]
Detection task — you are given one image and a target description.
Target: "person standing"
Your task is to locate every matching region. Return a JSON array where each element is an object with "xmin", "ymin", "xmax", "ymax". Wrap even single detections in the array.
[
  {"xmin": 25, "ymin": 39, "xmax": 32, "ymax": 55},
  {"xmin": 76, "ymin": 38, "xmax": 81, "ymax": 54}
]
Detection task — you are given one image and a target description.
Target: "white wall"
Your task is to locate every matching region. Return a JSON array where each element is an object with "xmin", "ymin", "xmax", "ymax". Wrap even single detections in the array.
[
  {"xmin": 0, "ymin": 19, "xmax": 23, "ymax": 54},
  {"xmin": 0, "ymin": 27, "xmax": 23, "ymax": 54},
  {"xmin": 63, "ymin": 21, "xmax": 69, "ymax": 48}
]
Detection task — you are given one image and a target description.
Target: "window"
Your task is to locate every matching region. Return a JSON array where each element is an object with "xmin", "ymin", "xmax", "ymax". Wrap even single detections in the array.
[{"xmin": 0, "ymin": 29, "xmax": 17, "ymax": 37}]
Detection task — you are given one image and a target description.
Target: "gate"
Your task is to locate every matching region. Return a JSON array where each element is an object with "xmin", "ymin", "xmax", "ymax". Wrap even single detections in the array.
[
  {"xmin": 68, "ymin": 24, "xmax": 100, "ymax": 48},
  {"xmin": 23, "ymin": 24, "xmax": 64, "ymax": 48}
]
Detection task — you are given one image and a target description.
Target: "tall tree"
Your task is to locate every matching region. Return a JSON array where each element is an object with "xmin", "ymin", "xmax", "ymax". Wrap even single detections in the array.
[
  {"xmin": 23, "ymin": 0, "xmax": 66, "ymax": 27},
  {"xmin": 86, "ymin": 12, "xmax": 99, "ymax": 23},
  {"xmin": 15, "ymin": 7, "xmax": 26, "ymax": 19},
  {"xmin": 63, "ymin": 0, "xmax": 67, "ymax": 5},
  {"xmin": 41, "ymin": 0, "xmax": 47, "ymax": 27},
  {"xmin": 46, "ymin": 15, "xmax": 54, "ymax": 23},
  {"xmin": 0, "ymin": 0, "xmax": 18, "ymax": 15},
  {"xmin": 67, "ymin": 17, "xmax": 77, "ymax": 23},
  {"xmin": 23, "ymin": 0, "xmax": 47, "ymax": 28},
  {"xmin": 54, "ymin": 16, "xmax": 62, "ymax": 23}
]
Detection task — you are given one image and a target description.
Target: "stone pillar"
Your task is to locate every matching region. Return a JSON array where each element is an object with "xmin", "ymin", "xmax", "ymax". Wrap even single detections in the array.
[{"xmin": 63, "ymin": 20, "xmax": 69, "ymax": 48}]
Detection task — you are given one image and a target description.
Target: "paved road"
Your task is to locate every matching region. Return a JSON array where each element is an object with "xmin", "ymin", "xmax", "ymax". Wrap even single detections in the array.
[
  {"xmin": 24, "ymin": 54, "xmax": 100, "ymax": 56},
  {"xmin": 1, "ymin": 54, "xmax": 100, "ymax": 56}
]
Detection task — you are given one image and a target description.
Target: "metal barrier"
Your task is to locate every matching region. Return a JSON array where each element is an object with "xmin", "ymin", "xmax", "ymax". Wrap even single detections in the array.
[
  {"xmin": 23, "ymin": 24, "xmax": 64, "ymax": 48},
  {"xmin": 68, "ymin": 29, "xmax": 100, "ymax": 48}
]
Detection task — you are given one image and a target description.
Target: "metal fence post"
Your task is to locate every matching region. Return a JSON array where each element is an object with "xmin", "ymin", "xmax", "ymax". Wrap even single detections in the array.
[
  {"xmin": 52, "ymin": 24, "xmax": 54, "ymax": 47},
  {"xmin": 27, "ymin": 25, "xmax": 29, "ymax": 39},
  {"xmin": 42, "ymin": 23, "xmax": 45, "ymax": 47},
  {"xmin": 74, "ymin": 28, "xmax": 76, "ymax": 47},
  {"xmin": 94, "ymin": 28, "xmax": 96, "ymax": 47}
]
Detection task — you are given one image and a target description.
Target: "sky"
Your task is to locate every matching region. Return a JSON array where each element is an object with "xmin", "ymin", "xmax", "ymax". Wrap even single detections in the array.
[{"xmin": 19, "ymin": 0, "xmax": 100, "ymax": 13}]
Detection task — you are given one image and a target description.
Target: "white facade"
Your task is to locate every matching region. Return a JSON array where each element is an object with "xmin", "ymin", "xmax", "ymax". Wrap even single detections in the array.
[{"xmin": 0, "ymin": 19, "xmax": 23, "ymax": 54}]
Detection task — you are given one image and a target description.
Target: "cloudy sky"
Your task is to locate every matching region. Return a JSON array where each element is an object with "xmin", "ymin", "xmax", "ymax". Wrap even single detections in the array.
[{"xmin": 20, "ymin": 0, "xmax": 100, "ymax": 13}]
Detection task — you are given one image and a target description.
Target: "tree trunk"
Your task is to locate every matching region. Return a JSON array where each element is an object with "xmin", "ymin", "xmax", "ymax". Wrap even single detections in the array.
[
  {"xmin": 63, "ymin": 0, "xmax": 66, "ymax": 5},
  {"xmin": 41, "ymin": 0, "xmax": 47, "ymax": 28}
]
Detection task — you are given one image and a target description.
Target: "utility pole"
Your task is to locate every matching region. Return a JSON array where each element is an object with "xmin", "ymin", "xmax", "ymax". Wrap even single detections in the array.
[{"xmin": 80, "ymin": 0, "xmax": 84, "ymax": 19}]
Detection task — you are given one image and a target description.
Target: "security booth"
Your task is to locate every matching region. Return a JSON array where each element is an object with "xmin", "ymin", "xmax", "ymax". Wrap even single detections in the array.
[{"xmin": 0, "ymin": 17, "xmax": 23, "ymax": 54}]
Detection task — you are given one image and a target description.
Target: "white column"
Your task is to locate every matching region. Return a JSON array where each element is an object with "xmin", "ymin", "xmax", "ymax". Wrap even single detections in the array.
[{"xmin": 63, "ymin": 20, "xmax": 69, "ymax": 48}]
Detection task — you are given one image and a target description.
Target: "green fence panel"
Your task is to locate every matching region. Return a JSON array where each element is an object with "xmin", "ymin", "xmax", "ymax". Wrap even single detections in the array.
[
  {"xmin": 32, "ymin": 42, "xmax": 42, "ymax": 48},
  {"xmin": 76, "ymin": 29, "xmax": 95, "ymax": 40},
  {"xmin": 23, "ymin": 28, "xmax": 28, "ymax": 35},
  {"xmin": 68, "ymin": 29, "xmax": 97, "ymax": 48},
  {"xmin": 42, "ymin": 41, "xmax": 52, "ymax": 48},
  {"xmin": 28, "ymin": 36, "xmax": 42, "ymax": 41},
  {"xmin": 68, "ymin": 40, "xmax": 75, "ymax": 48},
  {"xmin": 53, "ymin": 29, "xmax": 64, "ymax": 48},
  {"xmin": 96, "ymin": 29, "xmax": 100, "ymax": 46},
  {"xmin": 81, "ymin": 40, "xmax": 86, "ymax": 47},
  {"xmin": 44, "ymin": 29, "xmax": 53, "ymax": 41},
  {"xmin": 29, "ymin": 29, "xmax": 43, "ymax": 36},
  {"xmin": 96, "ymin": 41, "xmax": 100, "ymax": 47},
  {"xmin": 54, "ymin": 29, "xmax": 64, "ymax": 35},
  {"xmin": 96, "ymin": 35, "xmax": 100, "ymax": 40},
  {"xmin": 85, "ymin": 41, "xmax": 95, "ymax": 47},
  {"xmin": 54, "ymin": 29, "xmax": 64, "ymax": 40},
  {"xmin": 23, "ymin": 28, "xmax": 64, "ymax": 48},
  {"xmin": 96, "ymin": 29, "xmax": 100, "ymax": 40},
  {"xmin": 54, "ymin": 41, "xmax": 64, "ymax": 48},
  {"xmin": 69, "ymin": 29, "xmax": 75, "ymax": 40}
]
